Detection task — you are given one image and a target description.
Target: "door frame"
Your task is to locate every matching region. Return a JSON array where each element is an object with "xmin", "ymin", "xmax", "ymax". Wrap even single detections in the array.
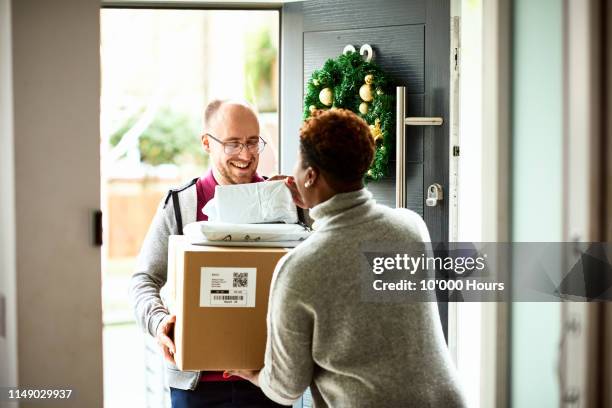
[{"xmin": 561, "ymin": 0, "xmax": 610, "ymax": 406}]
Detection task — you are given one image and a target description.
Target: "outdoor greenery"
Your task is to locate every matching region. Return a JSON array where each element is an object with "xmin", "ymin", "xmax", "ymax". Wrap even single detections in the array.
[
  {"xmin": 245, "ymin": 27, "xmax": 277, "ymax": 112},
  {"xmin": 109, "ymin": 107, "xmax": 205, "ymax": 167}
]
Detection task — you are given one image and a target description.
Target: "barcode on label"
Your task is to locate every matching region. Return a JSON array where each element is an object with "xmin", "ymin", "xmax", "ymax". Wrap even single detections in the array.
[
  {"xmin": 233, "ymin": 272, "xmax": 248, "ymax": 288},
  {"xmin": 213, "ymin": 295, "xmax": 244, "ymax": 301}
]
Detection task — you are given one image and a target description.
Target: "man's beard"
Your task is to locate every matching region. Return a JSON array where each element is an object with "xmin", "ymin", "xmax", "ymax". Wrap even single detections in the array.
[{"xmin": 218, "ymin": 161, "xmax": 255, "ymax": 184}]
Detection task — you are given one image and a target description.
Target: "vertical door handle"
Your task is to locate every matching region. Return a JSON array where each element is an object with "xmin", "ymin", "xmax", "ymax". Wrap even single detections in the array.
[{"xmin": 396, "ymin": 86, "xmax": 445, "ymax": 209}]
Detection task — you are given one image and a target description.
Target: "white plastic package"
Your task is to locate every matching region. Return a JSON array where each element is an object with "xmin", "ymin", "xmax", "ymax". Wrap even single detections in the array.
[
  {"xmin": 203, "ymin": 180, "xmax": 298, "ymax": 224},
  {"xmin": 183, "ymin": 221, "xmax": 312, "ymax": 247}
]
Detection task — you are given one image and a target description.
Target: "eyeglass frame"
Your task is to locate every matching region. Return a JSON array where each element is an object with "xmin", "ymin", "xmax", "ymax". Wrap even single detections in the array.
[{"xmin": 205, "ymin": 133, "xmax": 267, "ymax": 155}]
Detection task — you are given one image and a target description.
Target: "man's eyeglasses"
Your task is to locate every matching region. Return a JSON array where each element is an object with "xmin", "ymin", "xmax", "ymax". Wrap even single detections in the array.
[{"xmin": 205, "ymin": 133, "xmax": 267, "ymax": 155}]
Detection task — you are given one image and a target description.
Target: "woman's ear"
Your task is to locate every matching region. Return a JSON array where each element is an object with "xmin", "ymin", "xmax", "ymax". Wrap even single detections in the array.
[{"xmin": 304, "ymin": 166, "xmax": 318, "ymax": 188}]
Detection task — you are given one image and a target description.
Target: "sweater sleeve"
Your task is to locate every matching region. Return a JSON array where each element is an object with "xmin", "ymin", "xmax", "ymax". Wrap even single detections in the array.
[
  {"xmin": 129, "ymin": 195, "xmax": 177, "ymax": 338},
  {"xmin": 259, "ymin": 257, "xmax": 314, "ymax": 406}
]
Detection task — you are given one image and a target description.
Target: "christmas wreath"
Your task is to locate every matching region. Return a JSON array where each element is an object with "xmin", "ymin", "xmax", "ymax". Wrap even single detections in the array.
[{"xmin": 303, "ymin": 51, "xmax": 395, "ymax": 181}]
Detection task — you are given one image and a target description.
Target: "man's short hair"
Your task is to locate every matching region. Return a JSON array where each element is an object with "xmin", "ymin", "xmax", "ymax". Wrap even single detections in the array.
[
  {"xmin": 203, "ymin": 99, "xmax": 258, "ymax": 130},
  {"xmin": 203, "ymin": 99, "xmax": 226, "ymax": 130}
]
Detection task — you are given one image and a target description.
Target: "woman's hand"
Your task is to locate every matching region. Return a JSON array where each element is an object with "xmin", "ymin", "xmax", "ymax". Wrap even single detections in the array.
[
  {"xmin": 267, "ymin": 175, "xmax": 307, "ymax": 209},
  {"xmin": 266, "ymin": 174, "xmax": 289, "ymax": 182},
  {"xmin": 284, "ymin": 176, "xmax": 307, "ymax": 209},
  {"xmin": 223, "ymin": 370, "xmax": 261, "ymax": 387}
]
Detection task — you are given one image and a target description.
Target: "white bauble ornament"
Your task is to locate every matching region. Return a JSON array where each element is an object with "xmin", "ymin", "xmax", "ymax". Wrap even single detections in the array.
[
  {"xmin": 359, "ymin": 102, "xmax": 369, "ymax": 115},
  {"xmin": 359, "ymin": 84, "xmax": 373, "ymax": 102},
  {"xmin": 319, "ymin": 88, "xmax": 333, "ymax": 106}
]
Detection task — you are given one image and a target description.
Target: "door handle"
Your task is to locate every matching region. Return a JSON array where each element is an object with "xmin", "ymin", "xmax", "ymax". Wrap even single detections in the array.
[
  {"xmin": 396, "ymin": 86, "xmax": 445, "ymax": 208},
  {"xmin": 93, "ymin": 209, "xmax": 103, "ymax": 246},
  {"xmin": 404, "ymin": 117, "xmax": 444, "ymax": 126}
]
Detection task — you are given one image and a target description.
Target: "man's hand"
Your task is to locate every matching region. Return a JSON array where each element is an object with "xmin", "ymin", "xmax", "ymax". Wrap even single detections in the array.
[
  {"xmin": 223, "ymin": 370, "xmax": 261, "ymax": 387},
  {"xmin": 267, "ymin": 175, "xmax": 307, "ymax": 209},
  {"xmin": 156, "ymin": 314, "xmax": 176, "ymax": 364}
]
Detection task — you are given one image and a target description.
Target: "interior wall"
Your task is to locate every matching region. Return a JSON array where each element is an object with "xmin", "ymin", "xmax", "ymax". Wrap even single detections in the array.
[
  {"xmin": 0, "ymin": 0, "xmax": 18, "ymax": 399},
  {"xmin": 11, "ymin": 1, "xmax": 103, "ymax": 407}
]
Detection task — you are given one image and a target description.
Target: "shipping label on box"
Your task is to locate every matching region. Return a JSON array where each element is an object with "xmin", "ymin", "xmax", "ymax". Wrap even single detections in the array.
[{"xmin": 200, "ymin": 267, "xmax": 257, "ymax": 307}]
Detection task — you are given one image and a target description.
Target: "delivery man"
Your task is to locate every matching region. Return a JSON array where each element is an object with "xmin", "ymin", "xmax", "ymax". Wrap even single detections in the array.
[{"xmin": 130, "ymin": 100, "xmax": 297, "ymax": 407}]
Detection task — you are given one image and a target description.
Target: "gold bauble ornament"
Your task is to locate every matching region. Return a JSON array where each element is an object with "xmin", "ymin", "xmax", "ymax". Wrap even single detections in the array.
[
  {"xmin": 313, "ymin": 79, "xmax": 319, "ymax": 86},
  {"xmin": 309, "ymin": 105, "xmax": 317, "ymax": 114},
  {"xmin": 365, "ymin": 74, "xmax": 374, "ymax": 84},
  {"xmin": 369, "ymin": 118, "xmax": 383, "ymax": 143},
  {"xmin": 319, "ymin": 87, "xmax": 333, "ymax": 106},
  {"xmin": 359, "ymin": 84, "xmax": 373, "ymax": 102},
  {"xmin": 359, "ymin": 102, "xmax": 369, "ymax": 115}
]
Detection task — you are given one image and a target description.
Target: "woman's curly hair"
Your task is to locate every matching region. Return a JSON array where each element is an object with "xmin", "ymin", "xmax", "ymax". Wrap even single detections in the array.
[{"xmin": 299, "ymin": 109, "xmax": 375, "ymax": 182}]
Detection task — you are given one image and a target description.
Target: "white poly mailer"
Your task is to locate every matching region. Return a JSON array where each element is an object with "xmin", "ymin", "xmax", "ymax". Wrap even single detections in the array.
[
  {"xmin": 184, "ymin": 221, "xmax": 312, "ymax": 244},
  {"xmin": 202, "ymin": 180, "xmax": 298, "ymax": 224}
]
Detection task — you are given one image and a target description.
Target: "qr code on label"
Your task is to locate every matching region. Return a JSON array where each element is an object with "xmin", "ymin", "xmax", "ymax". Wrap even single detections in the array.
[{"xmin": 233, "ymin": 272, "xmax": 248, "ymax": 288}]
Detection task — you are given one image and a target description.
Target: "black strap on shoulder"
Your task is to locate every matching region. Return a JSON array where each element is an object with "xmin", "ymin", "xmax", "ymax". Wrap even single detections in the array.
[
  {"xmin": 172, "ymin": 191, "xmax": 183, "ymax": 235},
  {"xmin": 163, "ymin": 177, "xmax": 199, "ymax": 235}
]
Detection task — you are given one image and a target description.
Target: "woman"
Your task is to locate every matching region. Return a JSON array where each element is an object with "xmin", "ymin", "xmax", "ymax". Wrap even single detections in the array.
[{"xmin": 227, "ymin": 109, "xmax": 466, "ymax": 407}]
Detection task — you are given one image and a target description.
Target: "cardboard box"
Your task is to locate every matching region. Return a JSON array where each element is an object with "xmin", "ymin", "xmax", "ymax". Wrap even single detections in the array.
[{"xmin": 167, "ymin": 235, "xmax": 289, "ymax": 371}]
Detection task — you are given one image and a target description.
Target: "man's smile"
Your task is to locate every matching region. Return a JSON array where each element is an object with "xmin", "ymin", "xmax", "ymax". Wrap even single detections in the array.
[{"xmin": 229, "ymin": 160, "xmax": 252, "ymax": 170}]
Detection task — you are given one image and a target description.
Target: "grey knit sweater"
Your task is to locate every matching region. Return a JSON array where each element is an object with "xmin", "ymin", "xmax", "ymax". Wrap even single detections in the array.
[
  {"xmin": 129, "ymin": 183, "xmax": 203, "ymax": 390},
  {"xmin": 259, "ymin": 188, "xmax": 467, "ymax": 407}
]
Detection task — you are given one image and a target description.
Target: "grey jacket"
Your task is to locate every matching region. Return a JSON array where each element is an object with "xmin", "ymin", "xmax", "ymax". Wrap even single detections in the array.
[
  {"xmin": 129, "ymin": 182, "xmax": 202, "ymax": 390},
  {"xmin": 258, "ymin": 188, "xmax": 467, "ymax": 407}
]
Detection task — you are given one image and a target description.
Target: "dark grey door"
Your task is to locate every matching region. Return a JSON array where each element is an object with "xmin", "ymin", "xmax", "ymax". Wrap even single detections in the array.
[
  {"xmin": 281, "ymin": 0, "xmax": 451, "ymax": 339},
  {"xmin": 284, "ymin": 0, "xmax": 450, "ymax": 242}
]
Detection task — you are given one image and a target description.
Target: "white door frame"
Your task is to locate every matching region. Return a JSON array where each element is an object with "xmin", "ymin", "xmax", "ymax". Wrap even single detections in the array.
[{"xmin": 448, "ymin": 0, "xmax": 511, "ymax": 407}]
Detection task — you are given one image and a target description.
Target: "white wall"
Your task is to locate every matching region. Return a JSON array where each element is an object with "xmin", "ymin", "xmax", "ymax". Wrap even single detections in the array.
[
  {"xmin": 11, "ymin": 0, "xmax": 103, "ymax": 406},
  {"xmin": 0, "ymin": 0, "xmax": 18, "ymax": 401}
]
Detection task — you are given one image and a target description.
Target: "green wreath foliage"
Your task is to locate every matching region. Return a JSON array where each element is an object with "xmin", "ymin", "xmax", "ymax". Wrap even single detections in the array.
[{"xmin": 303, "ymin": 51, "xmax": 395, "ymax": 181}]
